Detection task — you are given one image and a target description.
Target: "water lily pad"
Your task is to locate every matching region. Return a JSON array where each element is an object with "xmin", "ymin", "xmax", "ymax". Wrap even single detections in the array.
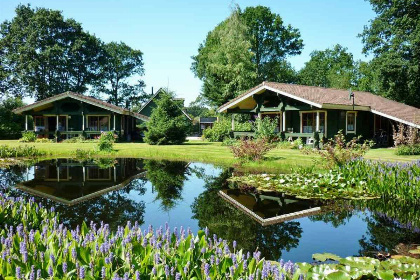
[{"xmin": 313, "ymin": 253, "xmax": 341, "ymax": 262}]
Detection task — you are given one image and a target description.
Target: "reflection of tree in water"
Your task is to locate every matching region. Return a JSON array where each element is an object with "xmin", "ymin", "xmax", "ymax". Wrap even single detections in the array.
[
  {"xmin": 145, "ymin": 160, "xmax": 189, "ymax": 211},
  {"xmin": 356, "ymin": 199, "xmax": 420, "ymax": 257},
  {"xmin": 308, "ymin": 201, "xmax": 355, "ymax": 228},
  {"xmin": 0, "ymin": 164, "xmax": 27, "ymax": 191},
  {"xmin": 191, "ymin": 189, "xmax": 302, "ymax": 261}
]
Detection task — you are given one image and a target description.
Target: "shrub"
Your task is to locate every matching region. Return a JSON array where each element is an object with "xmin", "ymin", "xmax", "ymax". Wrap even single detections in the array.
[
  {"xmin": 253, "ymin": 116, "xmax": 278, "ymax": 140},
  {"xmin": 392, "ymin": 123, "xmax": 420, "ymax": 147},
  {"xmin": 316, "ymin": 130, "xmax": 374, "ymax": 167},
  {"xmin": 145, "ymin": 92, "xmax": 190, "ymax": 145},
  {"xmin": 396, "ymin": 144, "xmax": 420, "ymax": 155},
  {"xmin": 0, "ymin": 145, "xmax": 46, "ymax": 158},
  {"xmin": 229, "ymin": 138, "xmax": 275, "ymax": 162},
  {"xmin": 73, "ymin": 149, "xmax": 96, "ymax": 160},
  {"xmin": 19, "ymin": 131, "xmax": 37, "ymax": 142},
  {"xmin": 203, "ymin": 118, "xmax": 231, "ymax": 142},
  {"xmin": 97, "ymin": 131, "xmax": 117, "ymax": 152},
  {"xmin": 62, "ymin": 135, "xmax": 87, "ymax": 143},
  {"xmin": 222, "ymin": 137, "xmax": 238, "ymax": 146},
  {"xmin": 35, "ymin": 138, "xmax": 53, "ymax": 143},
  {"xmin": 291, "ymin": 138, "xmax": 304, "ymax": 149}
]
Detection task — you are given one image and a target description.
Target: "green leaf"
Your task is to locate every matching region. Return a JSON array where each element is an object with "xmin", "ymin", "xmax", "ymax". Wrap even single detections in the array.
[
  {"xmin": 312, "ymin": 253, "xmax": 341, "ymax": 262},
  {"xmin": 326, "ymin": 271, "xmax": 350, "ymax": 280}
]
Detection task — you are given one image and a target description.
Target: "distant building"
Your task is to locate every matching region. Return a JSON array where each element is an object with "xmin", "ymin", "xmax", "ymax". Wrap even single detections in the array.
[{"xmin": 199, "ymin": 117, "xmax": 217, "ymax": 135}]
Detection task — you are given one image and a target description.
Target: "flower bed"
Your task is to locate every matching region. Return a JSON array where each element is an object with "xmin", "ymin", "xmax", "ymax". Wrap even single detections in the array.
[{"xmin": 1, "ymin": 193, "xmax": 419, "ymax": 279}]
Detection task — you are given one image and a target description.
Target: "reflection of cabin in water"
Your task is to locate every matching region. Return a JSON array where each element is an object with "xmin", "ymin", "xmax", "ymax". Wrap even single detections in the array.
[
  {"xmin": 219, "ymin": 189, "xmax": 323, "ymax": 226},
  {"xmin": 16, "ymin": 158, "xmax": 146, "ymax": 205}
]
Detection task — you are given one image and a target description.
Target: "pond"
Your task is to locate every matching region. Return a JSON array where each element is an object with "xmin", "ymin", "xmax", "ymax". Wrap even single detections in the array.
[{"xmin": 1, "ymin": 158, "xmax": 419, "ymax": 263}]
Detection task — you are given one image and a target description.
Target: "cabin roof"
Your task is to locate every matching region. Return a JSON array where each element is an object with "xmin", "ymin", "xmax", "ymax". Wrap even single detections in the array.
[
  {"xmin": 12, "ymin": 91, "xmax": 149, "ymax": 121},
  {"xmin": 218, "ymin": 82, "xmax": 420, "ymax": 128}
]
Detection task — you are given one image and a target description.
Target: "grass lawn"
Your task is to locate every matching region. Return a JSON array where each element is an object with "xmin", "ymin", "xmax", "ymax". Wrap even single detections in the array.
[{"xmin": 1, "ymin": 140, "xmax": 419, "ymax": 172}]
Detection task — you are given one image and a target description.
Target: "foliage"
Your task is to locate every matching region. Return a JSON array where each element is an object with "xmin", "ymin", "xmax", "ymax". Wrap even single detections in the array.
[
  {"xmin": 191, "ymin": 7, "xmax": 257, "ymax": 107},
  {"xmin": 145, "ymin": 160, "xmax": 188, "ymax": 211},
  {"xmin": 18, "ymin": 131, "xmax": 37, "ymax": 143},
  {"xmin": 253, "ymin": 116, "xmax": 278, "ymax": 140},
  {"xmin": 0, "ymin": 96, "xmax": 25, "ymax": 139},
  {"xmin": 0, "ymin": 194, "xmax": 301, "ymax": 280},
  {"xmin": 339, "ymin": 159, "xmax": 420, "ymax": 202},
  {"xmin": 35, "ymin": 138, "xmax": 53, "ymax": 143},
  {"xmin": 72, "ymin": 149, "xmax": 97, "ymax": 160},
  {"xmin": 392, "ymin": 123, "xmax": 420, "ymax": 147},
  {"xmin": 184, "ymin": 95, "xmax": 213, "ymax": 119},
  {"xmin": 94, "ymin": 41, "xmax": 149, "ymax": 108},
  {"xmin": 229, "ymin": 171, "xmax": 377, "ymax": 200},
  {"xmin": 298, "ymin": 44, "xmax": 356, "ymax": 89},
  {"xmin": 62, "ymin": 135, "xmax": 88, "ymax": 143},
  {"xmin": 396, "ymin": 144, "xmax": 420, "ymax": 156},
  {"xmin": 229, "ymin": 138, "xmax": 275, "ymax": 162},
  {"xmin": 202, "ymin": 118, "xmax": 231, "ymax": 142},
  {"xmin": 360, "ymin": 0, "xmax": 420, "ymax": 107},
  {"xmin": 241, "ymin": 5, "xmax": 302, "ymax": 83},
  {"xmin": 97, "ymin": 131, "xmax": 117, "ymax": 152},
  {"xmin": 315, "ymin": 130, "xmax": 374, "ymax": 168},
  {"xmin": 0, "ymin": 145, "xmax": 46, "ymax": 158},
  {"xmin": 0, "ymin": 4, "xmax": 102, "ymax": 100},
  {"xmin": 303, "ymin": 253, "xmax": 420, "ymax": 279},
  {"xmin": 221, "ymin": 138, "xmax": 238, "ymax": 147},
  {"xmin": 145, "ymin": 92, "xmax": 190, "ymax": 145}
]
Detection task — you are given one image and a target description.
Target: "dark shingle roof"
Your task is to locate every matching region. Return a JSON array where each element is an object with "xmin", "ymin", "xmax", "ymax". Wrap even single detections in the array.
[
  {"xmin": 13, "ymin": 92, "xmax": 149, "ymax": 121},
  {"xmin": 218, "ymin": 82, "xmax": 420, "ymax": 128}
]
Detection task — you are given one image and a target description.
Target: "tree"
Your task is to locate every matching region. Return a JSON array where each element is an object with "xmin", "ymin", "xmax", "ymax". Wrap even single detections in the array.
[
  {"xmin": 0, "ymin": 96, "xmax": 25, "ymax": 139},
  {"xmin": 298, "ymin": 44, "xmax": 356, "ymax": 89},
  {"xmin": 0, "ymin": 4, "xmax": 102, "ymax": 100},
  {"xmin": 241, "ymin": 5, "xmax": 303, "ymax": 83},
  {"xmin": 94, "ymin": 42, "xmax": 147, "ymax": 108},
  {"xmin": 184, "ymin": 95, "xmax": 214, "ymax": 118},
  {"xmin": 191, "ymin": 7, "xmax": 257, "ymax": 107},
  {"xmin": 360, "ymin": 0, "xmax": 420, "ymax": 107},
  {"xmin": 144, "ymin": 91, "xmax": 190, "ymax": 145}
]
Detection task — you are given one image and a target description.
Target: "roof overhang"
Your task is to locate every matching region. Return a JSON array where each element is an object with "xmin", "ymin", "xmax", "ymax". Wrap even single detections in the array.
[
  {"xmin": 372, "ymin": 110, "xmax": 420, "ymax": 129},
  {"xmin": 13, "ymin": 92, "xmax": 124, "ymax": 115},
  {"xmin": 218, "ymin": 84, "xmax": 323, "ymax": 113},
  {"xmin": 321, "ymin": 103, "xmax": 371, "ymax": 111}
]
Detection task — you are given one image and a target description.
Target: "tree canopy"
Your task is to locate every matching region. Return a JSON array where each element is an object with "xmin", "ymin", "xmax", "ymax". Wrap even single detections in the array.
[
  {"xmin": 0, "ymin": 4, "xmax": 147, "ymax": 107},
  {"xmin": 0, "ymin": 96, "xmax": 25, "ymax": 139},
  {"xmin": 0, "ymin": 4, "xmax": 102, "ymax": 100},
  {"xmin": 191, "ymin": 6, "xmax": 302, "ymax": 107},
  {"xmin": 95, "ymin": 42, "xmax": 147, "ymax": 108},
  {"xmin": 360, "ymin": 0, "xmax": 420, "ymax": 107}
]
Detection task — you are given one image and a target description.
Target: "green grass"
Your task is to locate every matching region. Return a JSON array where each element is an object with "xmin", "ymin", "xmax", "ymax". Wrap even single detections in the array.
[{"xmin": 0, "ymin": 140, "xmax": 419, "ymax": 172}]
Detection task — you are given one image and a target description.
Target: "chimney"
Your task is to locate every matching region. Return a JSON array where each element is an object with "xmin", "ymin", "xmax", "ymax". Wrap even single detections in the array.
[{"xmin": 152, "ymin": 87, "xmax": 154, "ymax": 95}]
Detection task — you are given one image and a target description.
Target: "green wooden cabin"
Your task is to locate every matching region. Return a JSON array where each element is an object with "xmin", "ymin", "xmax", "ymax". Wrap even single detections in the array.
[
  {"xmin": 218, "ymin": 82, "xmax": 420, "ymax": 147},
  {"xmin": 138, "ymin": 88, "xmax": 192, "ymax": 121},
  {"xmin": 13, "ymin": 92, "xmax": 149, "ymax": 141}
]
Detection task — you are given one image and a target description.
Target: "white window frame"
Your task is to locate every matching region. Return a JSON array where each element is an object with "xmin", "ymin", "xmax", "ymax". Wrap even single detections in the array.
[
  {"xmin": 346, "ymin": 111, "xmax": 357, "ymax": 134},
  {"xmin": 299, "ymin": 110, "xmax": 328, "ymax": 135},
  {"xmin": 86, "ymin": 115, "xmax": 111, "ymax": 131}
]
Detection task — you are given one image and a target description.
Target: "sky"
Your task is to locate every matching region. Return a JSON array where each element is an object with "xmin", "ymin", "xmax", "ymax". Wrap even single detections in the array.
[{"xmin": 0, "ymin": 0, "xmax": 376, "ymax": 105}]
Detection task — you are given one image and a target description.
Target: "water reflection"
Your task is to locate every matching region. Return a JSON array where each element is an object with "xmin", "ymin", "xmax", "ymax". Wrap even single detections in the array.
[{"xmin": 0, "ymin": 159, "xmax": 419, "ymax": 262}]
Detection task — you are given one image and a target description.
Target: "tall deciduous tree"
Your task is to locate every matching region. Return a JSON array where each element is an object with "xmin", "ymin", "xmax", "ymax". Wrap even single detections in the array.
[
  {"xmin": 360, "ymin": 0, "xmax": 420, "ymax": 107},
  {"xmin": 0, "ymin": 4, "xmax": 102, "ymax": 100},
  {"xmin": 0, "ymin": 96, "xmax": 25, "ymax": 139},
  {"xmin": 241, "ymin": 5, "xmax": 303, "ymax": 83},
  {"xmin": 95, "ymin": 42, "xmax": 146, "ymax": 108},
  {"xmin": 298, "ymin": 44, "xmax": 356, "ymax": 89},
  {"xmin": 191, "ymin": 7, "xmax": 257, "ymax": 107}
]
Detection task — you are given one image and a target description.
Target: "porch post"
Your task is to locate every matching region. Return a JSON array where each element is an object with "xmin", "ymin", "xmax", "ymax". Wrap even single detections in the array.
[
  {"xmin": 113, "ymin": 114, "xmax": 116, "ymax": 131},
  {"xmin": 231, "ymin": 114, "xmax": 235, "ymax": 131},
  {"xmin": 316, "ymin": 111, "xmax": 320, "ymax": 132},
  {"xmin": 25, "ymin": 115, "xmax": 28, "ymax": 131},
  {"xmin": 82, "ymin": 114, "xmax": 85, "ymax": 131},
  {"xmin": 282, "ymin": 111, "xmax": 286, "ymax": 132},
  {"xmin": 56, "ymin": 115, "xmax": 59, "ymax": 131}
]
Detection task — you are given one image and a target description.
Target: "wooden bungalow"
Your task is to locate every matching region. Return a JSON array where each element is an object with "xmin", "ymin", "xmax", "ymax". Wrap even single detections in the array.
[
  {"xmin": 218, "ymin": 82, "xmax": 420, "ymax": 146},
  {"xmin": 13, "ymin": 92, "xmax": 149, "ymax": 140},
  {"xmin": 138, "ymin": 88, "xmax": 192, "ymax": 121}
]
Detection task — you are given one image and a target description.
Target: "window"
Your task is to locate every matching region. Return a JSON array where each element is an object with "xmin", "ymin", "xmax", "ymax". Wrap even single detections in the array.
[
  {"xmin": 346, "ymin": 112, "xmax": 356, "ymax": 134},
  {"xmin": 87, "ymin": 167, "xmax": 110, "ymax": 180},
  {"xmin": 57, "ymin": 116, "xmax": 67, "ymax": 131},
  {"xmin": 87, "ymin": 116, "xmax": 109, "ymax": 131},
  {"xmin": 301, "ymin": 111, "xmax": 327, "ymax": 133},
  {"xmin": 302, "ymin": 112, "xmax": 316, "ymax": 133}
]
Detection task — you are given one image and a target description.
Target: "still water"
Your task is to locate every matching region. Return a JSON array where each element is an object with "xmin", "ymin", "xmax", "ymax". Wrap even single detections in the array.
[{"xmin": 1, "ymin": 158, "xmax": 419, "ymax": 263}]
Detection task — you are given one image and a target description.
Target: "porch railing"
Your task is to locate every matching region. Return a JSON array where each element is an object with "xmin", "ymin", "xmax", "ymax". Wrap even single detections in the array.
[{"xmin": 232, "ymin": 131, "xmax": 324, "ymax": 148}]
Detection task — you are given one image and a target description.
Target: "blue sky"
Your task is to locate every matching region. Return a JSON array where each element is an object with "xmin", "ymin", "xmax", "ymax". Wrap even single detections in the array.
[{"xmin": 1, "ymin": 0, "xmax": 376, "ymax": 105}]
